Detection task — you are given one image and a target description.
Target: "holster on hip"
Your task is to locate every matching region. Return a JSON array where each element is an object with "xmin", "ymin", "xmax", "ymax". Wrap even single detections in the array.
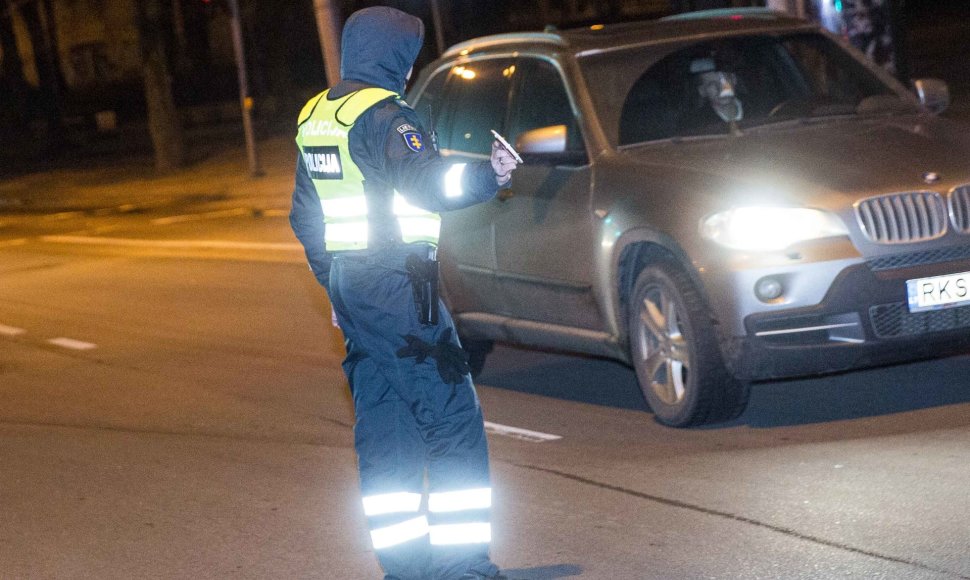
[{"xmin": 405, "ymin": 253, "xmax": 439, "ymax": 326}]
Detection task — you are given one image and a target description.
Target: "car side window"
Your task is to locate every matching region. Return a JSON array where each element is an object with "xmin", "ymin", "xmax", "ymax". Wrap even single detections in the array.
[
  {"xmin": 412, "ymin": 67, "xmax": 449, "ymax": 148},
  {"xmin": 509, "ymin": 57, "xmax": 584, "ymax": 153},
  {"xmin": 440, "ymin": 58, "xmax": 515, "ymax": 156}
]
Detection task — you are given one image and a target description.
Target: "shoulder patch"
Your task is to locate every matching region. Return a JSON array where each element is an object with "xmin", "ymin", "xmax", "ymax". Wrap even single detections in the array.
[
  {"xmin": 402, "ymin": 130, "xmax": 425, "ymax": 153},
  {"xmin": 396, "ymin": 123, "xmax": 418, "ymax": 134}
]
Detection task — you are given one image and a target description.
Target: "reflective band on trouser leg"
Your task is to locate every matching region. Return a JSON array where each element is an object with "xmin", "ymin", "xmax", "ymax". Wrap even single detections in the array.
[
  {"xmin": 363, "ymin": 491, "xmax": 423, "ymax": 516},
  {"xmin": 427, "ymin": 487, "xmax": 492, "ymax": 546},
  {"xmin": 429, "ymin": 522, "xmax": 491, "ymax": 546},
  {"xmin": 428, "ymin": 488, "xmax": 491, "ymax": 513},
  {"xmin": 444, "ymin": 163, "xmax": 467, "ymax": 198},
  {"xmin": 362, "ymin": 492, "xmax": 428, "ymax": 550},
  {"xmin": 371, "ymin": 516, "xmax": 430, "ymax": 550}
]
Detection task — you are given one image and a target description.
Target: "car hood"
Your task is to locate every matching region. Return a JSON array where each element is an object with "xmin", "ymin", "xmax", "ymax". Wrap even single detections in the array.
[{"xmin": 621, "ymin": 115, "xmax": 970, "ymax": 207}]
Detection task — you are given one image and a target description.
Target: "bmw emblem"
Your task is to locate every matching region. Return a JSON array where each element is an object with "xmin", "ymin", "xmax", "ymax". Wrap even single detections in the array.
[{"xmin": 922, "ymin": 172, "xmax": 941, "ymax": 184}]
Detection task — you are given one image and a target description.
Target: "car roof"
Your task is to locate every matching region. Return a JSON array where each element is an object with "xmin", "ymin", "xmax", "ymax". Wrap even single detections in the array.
[{"xmin": 442, "ymin": 8, "xmax": 818, "ymax": 58}]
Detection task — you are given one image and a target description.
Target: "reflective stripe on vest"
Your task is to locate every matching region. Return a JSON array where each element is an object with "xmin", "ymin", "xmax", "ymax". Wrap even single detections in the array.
[{"xmin": 295, "ymin": 88, "xmax": 442, "ymax": 251}]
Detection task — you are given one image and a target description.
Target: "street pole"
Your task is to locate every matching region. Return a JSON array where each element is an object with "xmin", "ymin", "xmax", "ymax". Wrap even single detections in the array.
[
  {"xmin": 429, "ymin": 0, "xmax": 446, "ymax": 56},
  {"xmin": 312, "ymin": 0, "xmax": 342, "ymax": 86},
  {"xmin": 226, "ymin": 0, "xmax": 262, "ymax": 177}
]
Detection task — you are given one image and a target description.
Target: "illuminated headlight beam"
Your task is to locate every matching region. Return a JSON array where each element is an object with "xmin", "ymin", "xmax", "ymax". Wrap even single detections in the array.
[{"xmin": 701, "ymin": 207, "xmax": 848, "ymax": 251}]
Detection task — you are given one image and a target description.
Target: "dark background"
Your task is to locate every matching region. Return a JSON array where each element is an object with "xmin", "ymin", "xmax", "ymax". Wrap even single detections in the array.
[{"xmin": 0, "ymin": 0, "xmax": 968, "ymax": 175}]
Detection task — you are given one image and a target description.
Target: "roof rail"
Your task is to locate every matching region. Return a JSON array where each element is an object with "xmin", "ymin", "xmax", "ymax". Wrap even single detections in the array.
[
  {"xmin": 661, "ymin": 7, "xmax": 782, "ymax": 21},
  {"xmin": 442, "ymin": 32, "xmax": 567, "ymax": 58}
]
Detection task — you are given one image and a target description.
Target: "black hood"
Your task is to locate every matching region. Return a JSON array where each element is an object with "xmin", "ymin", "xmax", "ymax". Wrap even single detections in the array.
[{"xmin": 340, "ymin": 7, "xmax": 424, "ymax": 95}]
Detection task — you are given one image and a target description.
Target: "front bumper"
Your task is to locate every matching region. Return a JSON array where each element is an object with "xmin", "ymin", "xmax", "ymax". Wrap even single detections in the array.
[{"xmin": 724, "ymin": 256, "xmax": 970, "ymax": 381}]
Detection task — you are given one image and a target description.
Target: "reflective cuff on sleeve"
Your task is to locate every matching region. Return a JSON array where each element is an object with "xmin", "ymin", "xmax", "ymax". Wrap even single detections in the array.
[{"xmin": 444, "ymin": 163, "xmax": 468, "ymax": 198}]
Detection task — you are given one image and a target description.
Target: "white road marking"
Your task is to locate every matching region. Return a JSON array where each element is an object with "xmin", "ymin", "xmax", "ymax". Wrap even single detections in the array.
[
  {"xmin": 47, "ymin": 337, "xmax": 98, "ymax": 351},
  {"xmin": 40, "ymin": 235, "xmax": 303, "ymax": 252},
  {"xmin": 45, "ymin": 211, "xmax": 84, "ymax": 221},
  {"xmin": 484, "ymin": 421, "xmax": 562, "ymax": 443},
  {"xmin": 262, "ymin": 209, "xmax": 290, "ymax": 217},
  {"xmin": 152, "ymin": 208, "xmax": 251, "ymax": 225},
  {"xmin": 0, "ymin": 324, "xmax": 26, "ymax": 336}
]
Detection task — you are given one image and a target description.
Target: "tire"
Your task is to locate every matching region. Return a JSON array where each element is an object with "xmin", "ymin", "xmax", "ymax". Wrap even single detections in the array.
[
  {"xmin": 460, "ymin": 336, "xmax": 494, "ymax": 379},
  {"xmin": 627, "ymin": 263, "xmax": 749, "ymax": 427}
]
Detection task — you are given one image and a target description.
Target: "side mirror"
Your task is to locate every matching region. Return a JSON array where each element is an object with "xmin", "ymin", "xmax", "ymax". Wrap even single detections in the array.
[
  {"xmin": 514, "ymin": 125, "xmax": 587, "ymax": 165},
  {"xmin": 912, "ymin": 78, "xmax": 950, "ymax": 115}
]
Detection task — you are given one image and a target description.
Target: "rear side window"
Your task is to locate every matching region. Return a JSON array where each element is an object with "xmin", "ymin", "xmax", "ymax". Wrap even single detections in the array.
[{"xmin": 439, "ymin": 58, "xmax": 515, "ymax": 156}]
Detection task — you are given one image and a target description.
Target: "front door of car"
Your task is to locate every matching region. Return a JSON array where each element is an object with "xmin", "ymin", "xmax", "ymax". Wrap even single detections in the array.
[
  {"xmin": 491, "ymin": 57, "xmax": 601, "ymax": 331},
  {"xmin": 415, "ymin": 58, "xmax": 517, "ymax": 318}
]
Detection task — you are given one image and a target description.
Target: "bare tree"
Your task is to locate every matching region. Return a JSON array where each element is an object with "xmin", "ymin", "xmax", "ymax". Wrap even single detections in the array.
[
  {"xmin": 136, "ymin": 0, "xmax": 185, "ymax": 172},
  {"xmin": 0, "ymin": 2, "xmax": 26, "ymax": 84},
  {"xmin": 0, "ymin": 1, "xmax": 26, "ymax": 84},
  {"xmin": 0, "ymin": 0, "xmax": 29, "ymax": 135},
  {"xmin": 19, "ymin": 0, "xmax": 64, "ymax": 137}
]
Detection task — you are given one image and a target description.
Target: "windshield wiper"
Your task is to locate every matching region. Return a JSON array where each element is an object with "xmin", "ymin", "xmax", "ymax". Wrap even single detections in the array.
[{"xmin": 743, "ymin": 103, "xmax": 863, "ymax": 132}]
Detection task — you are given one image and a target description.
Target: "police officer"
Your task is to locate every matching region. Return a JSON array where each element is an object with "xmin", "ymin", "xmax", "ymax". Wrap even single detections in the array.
[{"xmin": 289, "ymin": 7, "xmax": 519, "ymax": 580}]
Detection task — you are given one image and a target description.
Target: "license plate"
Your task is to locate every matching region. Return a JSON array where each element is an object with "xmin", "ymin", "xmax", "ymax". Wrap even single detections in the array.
[{"xmin": 906, "ymin": 270, "xmax": 970, "ymax": 313}]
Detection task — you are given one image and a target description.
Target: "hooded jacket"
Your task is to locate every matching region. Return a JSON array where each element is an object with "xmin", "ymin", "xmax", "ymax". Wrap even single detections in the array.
[{"xmin": 290, "ymin": 6, "xmax": 502, "ymax": 288}]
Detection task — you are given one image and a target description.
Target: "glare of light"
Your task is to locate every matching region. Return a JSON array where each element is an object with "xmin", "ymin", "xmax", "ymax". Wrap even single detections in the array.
[
  {"xmin": 460, "ymin": 49, "xmax": 469, "ymax": 56},
  {"xmin": 502, "ymin": 65, "xmax": 516, "ymax": 78},
  {"xmin": 453, "ymin": 66, "xmax": 476, "ymax": 80},
  {"xmin": 590, "ymin": 24, "xmax": 604, "ymax": 30},
  {"xmin": 701, "ymin": 207, "xmax": 848, "ymax": 251}
]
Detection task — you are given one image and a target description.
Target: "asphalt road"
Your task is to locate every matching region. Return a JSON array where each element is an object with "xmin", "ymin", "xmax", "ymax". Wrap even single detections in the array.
[{"xmin": 1, "ymin": 162, "xmax": 969, "ymax": 580}]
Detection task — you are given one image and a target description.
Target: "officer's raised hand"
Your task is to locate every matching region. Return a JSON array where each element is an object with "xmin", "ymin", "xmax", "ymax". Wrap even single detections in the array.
[{"xmin": 491, "ymin": 139, "xmax": 519, "ymax": 185}]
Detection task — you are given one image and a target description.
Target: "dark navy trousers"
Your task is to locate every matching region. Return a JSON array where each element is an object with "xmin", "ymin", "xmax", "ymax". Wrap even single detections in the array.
[{"xmin": 328, "ymin": 244, "xmax": 499, "ymax": 580}]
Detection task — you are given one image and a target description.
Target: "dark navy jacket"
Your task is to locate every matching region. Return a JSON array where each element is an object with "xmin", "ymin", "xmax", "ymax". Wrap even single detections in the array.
[{"xmin": 290, "ymin": 7, "xmax": 502, "ymax": 288}]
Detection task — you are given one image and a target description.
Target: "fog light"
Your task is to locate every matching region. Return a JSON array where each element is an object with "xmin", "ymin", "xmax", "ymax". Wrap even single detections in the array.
[{"xmin": 755, "ymin": 276, "xmax": 784, "ymax": 302}]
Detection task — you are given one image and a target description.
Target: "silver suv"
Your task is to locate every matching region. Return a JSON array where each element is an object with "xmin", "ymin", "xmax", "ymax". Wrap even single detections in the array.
[{"xmin": 407, "ymin": 8, "xmax": 970, "ymax": 427}]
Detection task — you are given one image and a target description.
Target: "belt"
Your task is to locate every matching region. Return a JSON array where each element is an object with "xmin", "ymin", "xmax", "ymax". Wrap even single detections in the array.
[{"xmin": 333, "ymin": 242, "xmax": 436, "ymax": 265}]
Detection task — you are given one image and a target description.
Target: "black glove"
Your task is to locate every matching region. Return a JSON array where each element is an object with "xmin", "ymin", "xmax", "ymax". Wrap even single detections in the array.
[{"xmin": 396, "ymin": 328, "xmax": 470, "ymax": 385}]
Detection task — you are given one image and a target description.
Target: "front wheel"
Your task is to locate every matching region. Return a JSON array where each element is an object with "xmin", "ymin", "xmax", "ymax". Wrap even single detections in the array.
[{"xmin": 628, "ymin": 264, "xmax": 749, "ymax": 427}]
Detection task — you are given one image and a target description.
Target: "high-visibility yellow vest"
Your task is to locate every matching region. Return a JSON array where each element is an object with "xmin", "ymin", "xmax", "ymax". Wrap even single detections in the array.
[{"xmin": 295, "ymin": 88, "xmax": 441, "ymax": 252}]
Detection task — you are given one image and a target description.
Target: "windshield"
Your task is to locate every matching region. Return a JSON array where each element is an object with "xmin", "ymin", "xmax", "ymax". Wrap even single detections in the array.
[{"xmin": 579, "ymin": 32, "xmax": 916, "ymax": 146}]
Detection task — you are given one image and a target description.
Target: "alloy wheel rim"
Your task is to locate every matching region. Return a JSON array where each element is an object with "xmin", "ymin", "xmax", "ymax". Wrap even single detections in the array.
[{"xmin": 636, "ymin": 285, "xmax": 690, "ymax": 406}]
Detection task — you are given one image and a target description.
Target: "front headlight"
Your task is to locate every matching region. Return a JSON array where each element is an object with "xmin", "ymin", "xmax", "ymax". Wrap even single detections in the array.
[{"xmin": 701, "ymin": 207, "xmax": 848, "ymax": 251}]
